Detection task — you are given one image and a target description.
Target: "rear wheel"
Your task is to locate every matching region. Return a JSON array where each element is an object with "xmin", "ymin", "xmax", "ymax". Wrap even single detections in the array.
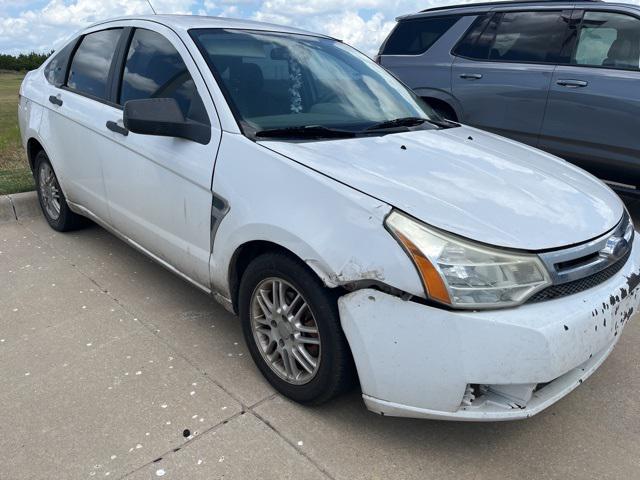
[
  {"xmin": 239, "ymin": 252, "xmax": 355, "ymax": 404},
  {"xmin": 34, "ymin": 151, "xmax": 85, "ymax": 231}
]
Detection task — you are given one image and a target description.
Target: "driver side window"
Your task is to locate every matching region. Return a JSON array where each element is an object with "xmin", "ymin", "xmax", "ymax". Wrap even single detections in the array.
[{"xmin": 119, "ymin": 28, "xmax": 209, "ymax": 124}]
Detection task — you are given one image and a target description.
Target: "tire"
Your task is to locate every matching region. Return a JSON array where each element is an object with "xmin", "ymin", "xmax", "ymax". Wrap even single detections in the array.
[
  {"xmin": 423, "ymin": 99, "xmax": 457, "ymax": 122},
  {"xmin": 34, "ymin": 151, "xmax": 85, "ymax": 232},
  {"xmin": 239, "ymin": 252, "xmax": 355, "ymax": 405}
]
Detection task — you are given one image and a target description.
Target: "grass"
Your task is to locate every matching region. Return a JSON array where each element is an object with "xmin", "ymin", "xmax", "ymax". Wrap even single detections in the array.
[{"xmin": 0, "ymin": 71, "xmax": 34, "ymax": 195}]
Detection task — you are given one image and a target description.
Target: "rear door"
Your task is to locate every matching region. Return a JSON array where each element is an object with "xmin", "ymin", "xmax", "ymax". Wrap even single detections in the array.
[
  {"xmin": 451, "ymin": 9, "xmax": 572, "ymax": 146},
  {"xmin": 40, "ymin": 28, "xmax": 124, "ymax": 222},
  {"xmin": 540, "ymin": 9, "xmax": 640, "ymax": 186},
  {"xmin": 101, "ymin": 24, "xmax": 222, "ymax": 288}
]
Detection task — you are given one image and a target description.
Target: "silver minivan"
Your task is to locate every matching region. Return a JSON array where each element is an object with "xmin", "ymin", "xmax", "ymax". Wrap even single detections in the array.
[{"xmin": 377, "ymin": 0, "xmax": 640, "ymax": 190}]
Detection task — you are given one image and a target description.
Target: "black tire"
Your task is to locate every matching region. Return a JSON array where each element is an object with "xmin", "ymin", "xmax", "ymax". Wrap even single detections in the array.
[
  {"xmin": 239, "ymin": 252, "xmax": 355, "ymax": 405},
  {"xmin": 423, "ymin": 99, "xmax": 457, "ymax": 122},
  {"xmin": 34, "ymin": 150, "xmax": 85, "ymax": 232}
]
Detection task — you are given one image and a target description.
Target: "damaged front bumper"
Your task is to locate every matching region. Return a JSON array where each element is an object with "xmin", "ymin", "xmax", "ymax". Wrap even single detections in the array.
[{"xmin": 338, "ymin": 237, "xmax": 640, "ymax": 421}]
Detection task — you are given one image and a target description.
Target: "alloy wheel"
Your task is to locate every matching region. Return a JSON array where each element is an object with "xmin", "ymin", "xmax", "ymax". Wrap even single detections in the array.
[{"xmin": 250, "ymin": 277, "xmax": 321, "ymax": 385}]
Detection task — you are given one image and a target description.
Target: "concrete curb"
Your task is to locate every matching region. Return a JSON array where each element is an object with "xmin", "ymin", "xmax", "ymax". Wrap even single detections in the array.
[{"xmin": 0, "ymin": 191, "xmax": 39, "ymax": 224}]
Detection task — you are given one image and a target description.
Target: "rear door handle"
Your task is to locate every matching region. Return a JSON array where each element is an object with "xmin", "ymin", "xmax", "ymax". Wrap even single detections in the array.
[
  {"xmin": 556, "ymin": 79, "xmax": 588, "ymax": 88},
  {"xmin": 459, "ymin": 73, "xmax": 483, "ymax": 80},
  {"xmin": 48, "ymin": 95, "xmax": 63, "ymax": 106},
  {"xmin": 106, "ymin": 120, "xmax": 128, "ymax": 136}
]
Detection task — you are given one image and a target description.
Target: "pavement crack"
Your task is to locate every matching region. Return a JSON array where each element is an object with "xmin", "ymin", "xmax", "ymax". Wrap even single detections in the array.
[
  {"xmin": 247, "ymin": 392, "xmax": 278, "ymax": 411},
  {"xmin": 249, "ymin": 410, "xmax": 336, "ymax": 480},
  {"xmin": 118, "ymin": 410, "xmax": 245, "ymax": 479},
  {"xmin": 7, "ymin": 194, "xmax": 18, "ymax": 221}
]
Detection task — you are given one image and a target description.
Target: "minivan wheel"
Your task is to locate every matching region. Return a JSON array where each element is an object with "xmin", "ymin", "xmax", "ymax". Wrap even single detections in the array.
[
  {"xmin": 34, "ymin": 151, "xmax": 84, "ymax": 231},
  {"xmin": 239, "ymin": 252, "xmax": 355, "ymax": 405}
]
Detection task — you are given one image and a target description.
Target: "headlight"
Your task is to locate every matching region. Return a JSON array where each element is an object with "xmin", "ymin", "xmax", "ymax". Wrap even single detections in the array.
[{"xmin": 385, "ymin": 211, "xmax": 552, "ymax": 309}]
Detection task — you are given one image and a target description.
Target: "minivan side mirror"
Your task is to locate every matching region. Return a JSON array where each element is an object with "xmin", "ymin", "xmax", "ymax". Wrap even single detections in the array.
[{"xmin": 123, "ymin": 98, "xmax": 211, "ymax": 145}]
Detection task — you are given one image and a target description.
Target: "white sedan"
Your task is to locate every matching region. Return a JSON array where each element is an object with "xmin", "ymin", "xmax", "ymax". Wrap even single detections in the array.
[{"xmin": 18, "ymin": 14, "xmax": 640, "ymax": 421}]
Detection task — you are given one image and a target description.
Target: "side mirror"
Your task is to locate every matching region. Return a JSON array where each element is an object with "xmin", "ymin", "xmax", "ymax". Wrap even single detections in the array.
[{"xmin": 123, "ymin": 98, "xmax": 211, "ymax": 145}]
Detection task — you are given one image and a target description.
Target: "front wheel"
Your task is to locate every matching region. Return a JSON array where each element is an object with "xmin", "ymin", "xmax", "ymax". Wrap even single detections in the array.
[{"xmin": 239, "ymin": 252, "xmax": 355, "ymax": 405}]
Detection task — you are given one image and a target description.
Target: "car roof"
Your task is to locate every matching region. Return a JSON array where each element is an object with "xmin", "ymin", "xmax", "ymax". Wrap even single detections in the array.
[
  {"xmin": 399, "ymin": 0, "xmax": 640, "ymax": 20},
  {"xmin": 88, "ymin": 14, "xmax": 333, "ymax": 39}
]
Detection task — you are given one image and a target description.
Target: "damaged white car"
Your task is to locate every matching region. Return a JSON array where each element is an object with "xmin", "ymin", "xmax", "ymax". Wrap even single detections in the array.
[{"xmin": 19, "ymin": 15, "xmax": 640, "ymax": 421}]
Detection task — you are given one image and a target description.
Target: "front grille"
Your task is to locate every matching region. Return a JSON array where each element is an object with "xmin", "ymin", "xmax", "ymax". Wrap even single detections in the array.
[{"xmin": 527, "ymin": 251, "xmax": 631, "ymax": 303}]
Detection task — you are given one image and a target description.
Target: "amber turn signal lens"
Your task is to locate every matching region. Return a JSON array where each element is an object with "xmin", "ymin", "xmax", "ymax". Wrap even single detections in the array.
[{"xmin": 394, "ymin": 230, "xmax": 451, "ymax": 305}]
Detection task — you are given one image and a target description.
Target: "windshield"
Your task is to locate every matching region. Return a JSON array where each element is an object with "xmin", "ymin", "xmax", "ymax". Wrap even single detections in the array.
[{"xmin": 190, "ymin": 29, "xmax": 441, "ymax": 137}]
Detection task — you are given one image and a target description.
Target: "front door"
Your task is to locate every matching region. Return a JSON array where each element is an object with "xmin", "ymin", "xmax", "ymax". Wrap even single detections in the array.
[{"xmin": 101, "ymin": 24, "xmax": 222, "ymax": 288}]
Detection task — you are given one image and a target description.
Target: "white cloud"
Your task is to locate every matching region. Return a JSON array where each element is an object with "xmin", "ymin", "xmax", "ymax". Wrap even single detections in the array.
[
  {"xmin": 2, "ymin": 0, "xmax": 640, "ymax": 55},
  {"xmin": 314, "ymin": 11, "xmax": 396, "ymax": 55},
  {"xmin": 0, "ymin": 0, "xmax": 195, "ymax": 53},
  {"xmin": 249, "ymin": 0, "xmax": 483, "ymax": 54}
]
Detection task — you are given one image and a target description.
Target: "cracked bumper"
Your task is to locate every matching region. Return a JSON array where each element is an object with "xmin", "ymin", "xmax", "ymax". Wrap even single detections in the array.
[{"xmin": 338, "ymin": 237, "xmax": 640, "ymax": 421}]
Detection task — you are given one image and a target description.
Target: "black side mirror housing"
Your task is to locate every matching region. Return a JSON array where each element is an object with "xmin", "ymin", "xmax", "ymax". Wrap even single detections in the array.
[{"xmin": 123, "ymin": 98, "xmax": 211, "ymax": 145}]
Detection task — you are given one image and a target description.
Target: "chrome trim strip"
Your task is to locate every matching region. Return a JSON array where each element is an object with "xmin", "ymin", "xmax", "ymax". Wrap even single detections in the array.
[{"xmin": 538, "ymin": 213, "xmax": 634, "ymax": 285}]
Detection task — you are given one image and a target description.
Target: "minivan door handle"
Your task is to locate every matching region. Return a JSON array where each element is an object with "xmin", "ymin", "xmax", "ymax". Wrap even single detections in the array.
[
  {"xmin": 48, "ymin": 95, "xmax": 63, "ymax": 106},
  {"xmin": 556, "ymin": 79, "xmax": 588, "ymax": 88},
  {"xmin": 459, "ymin": 73, "xmax": 483, "ymax": 80},
  {"xmin": 106, "ymin": 120, "xmax": 129, "ymax": 136}
]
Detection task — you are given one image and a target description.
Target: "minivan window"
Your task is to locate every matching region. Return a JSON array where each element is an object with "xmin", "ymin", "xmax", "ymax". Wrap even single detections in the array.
[
  {"xmin": 573, "ymin": 11, "xmax": 640, "ymax": 70},
  {"xmin": 382, "ymin": 16, "xmax": 460, "ymax": 55},
  {"xmin": 67, "ymin": 29, "xmax": 122, "ymax": 100},
  {"xmin": 488, "ymin": 11, "xmax": 568, "ymax": 63},
  {"xmin": 190, "ymin": 29, "xmax": 437, "ymax": 135},
  {"xmin": 45, "ymin": 40, "xmax": 77, "ymax": 87},
  {"xmin": 120, "ymin": 29, "xmax": 209, "ymax": 124}
]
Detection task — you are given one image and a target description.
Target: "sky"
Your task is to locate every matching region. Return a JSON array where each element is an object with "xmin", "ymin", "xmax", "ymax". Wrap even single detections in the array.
[{"xmin": 1, "ymin": 0, "xmax": 640, "ymax": 56}]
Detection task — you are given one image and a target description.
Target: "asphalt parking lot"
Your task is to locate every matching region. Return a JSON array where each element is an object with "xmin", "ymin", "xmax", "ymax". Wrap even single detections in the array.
[{"xmin": 1, "ymin": 192, "xmax": 640, "ymax": 480}]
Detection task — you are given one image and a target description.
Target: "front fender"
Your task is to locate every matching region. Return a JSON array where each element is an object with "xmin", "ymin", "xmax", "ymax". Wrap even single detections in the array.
[{"xmin": 209, "ymin": 133, "xmax": 423, "ymax": 300}]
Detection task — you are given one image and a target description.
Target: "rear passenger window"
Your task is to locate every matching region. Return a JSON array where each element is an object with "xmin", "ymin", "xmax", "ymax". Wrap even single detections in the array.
[
  {"xmin": 67, "ymin": 29, "xmax": 122, "ymax": 100},
  {"xmin": 45, "ymin": 40, "xmax": 77, "ymax": 87},
  {"xmin": 573, "ymin": 12, "xmax": 640, "ymax": 70},
  {"xmin": 382, "ymin": 16, "xmax": 460, "ymax": 55},
  {"xmin": 488, "ymin": 11, "xmax": 568, "ymax": 63},
  {"xmin": 119, "ymin": 29, "xmax": 209, "ymax": 124}
]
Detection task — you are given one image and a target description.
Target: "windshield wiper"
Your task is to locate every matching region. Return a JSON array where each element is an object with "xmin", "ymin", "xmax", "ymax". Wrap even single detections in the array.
[
  {"xmin": 365, "ymin": 116, "xmax": 459, "ymax": 132},
  {"xmin": 425, "ymin": 117, "xmax": 459, "ymax": 129},
  {"xmin": 255, "ymin": 125, "xmax": 356, "ymax": 139},
  {"xmin": 365, "ymin": 117, "xmax": 428, "ymax": 131}
]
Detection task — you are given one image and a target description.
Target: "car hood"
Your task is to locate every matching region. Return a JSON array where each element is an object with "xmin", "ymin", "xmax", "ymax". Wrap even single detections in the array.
[{"xmin": 259, "ymin": 126, "xmax": 624, "ymax": 251}]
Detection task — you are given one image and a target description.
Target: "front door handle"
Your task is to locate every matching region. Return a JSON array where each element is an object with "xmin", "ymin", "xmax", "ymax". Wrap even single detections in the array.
[
  {"xmin": 48, "ymin": 95, "xmax": 63, "ymax": 106},
  {"xmin": 557, "ymin": 79, "xmax": 588, "ymax": 88},
  {"xmin": 459, "ymin": 73, "xmax": 483, "ymax": 80},
  {"xmin": 106, "ymin": 120, "xmax": 128, "ymax": 136}
]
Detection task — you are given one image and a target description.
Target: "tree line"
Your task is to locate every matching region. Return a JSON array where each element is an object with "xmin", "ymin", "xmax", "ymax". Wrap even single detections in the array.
[{"xmin": 0, "ymin": 52, "xmax": 52, "ymax": 72}]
